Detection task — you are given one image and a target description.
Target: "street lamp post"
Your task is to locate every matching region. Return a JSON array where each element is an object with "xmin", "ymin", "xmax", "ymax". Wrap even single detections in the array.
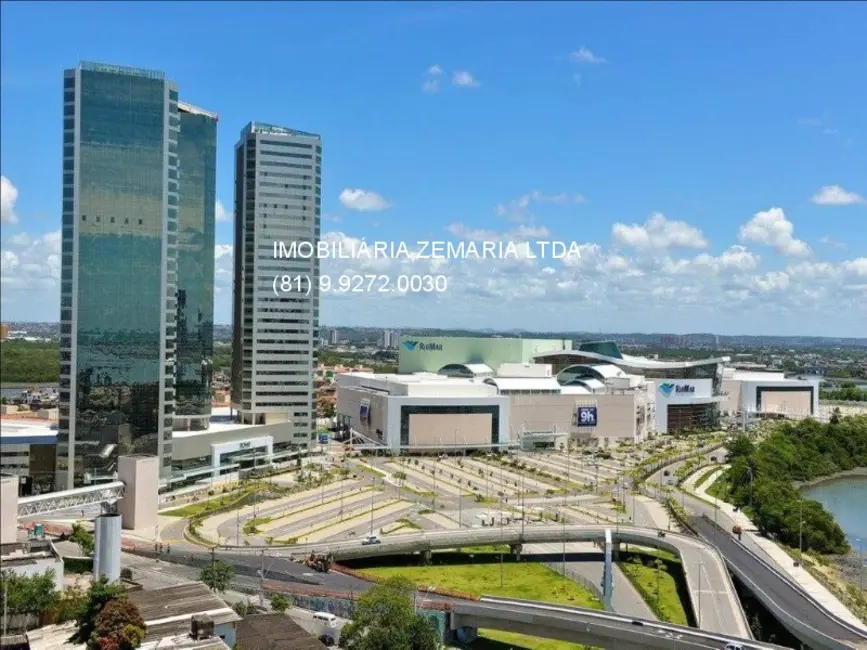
[
  {"xmin": 798, "ymin": 494, "xmax": 804, "ymax": 567},
  {"xmin": 369, "ymin": 479, "xmax": 376, "ymax": 537},
  {"xmin": 857, "ymin": 538, "xmax": 864, "ymax": 592},
  {"xmin": 696, "ymin": 560, "xmax": 704, "ymax": 629}
]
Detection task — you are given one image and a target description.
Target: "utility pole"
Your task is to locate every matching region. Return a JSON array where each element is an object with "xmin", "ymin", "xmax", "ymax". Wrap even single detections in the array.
[
  {"xmin": 236, "ymin": 510, "xmax": 240, "ymax": 546},
  {"xmin": 259, "ymin": 550, "xmax": 265, "ymax": 606},
  {"xmin": 3, "ymin": 578, "xmax": 8, "ymax": 637},
  {"xmin": 209, "ymin": 547, "xmax": 216, "ymax": 591},
  {"xmin": 563, "ymin": 442, "xmax": 569, "ymax": 578},
  {"xmin": 369, "ymin": 479, "xmax": 375, "ymax": 536},
  {"xmin": 798, "ymin": 495, "xmax": 804, "ymax": 567}
]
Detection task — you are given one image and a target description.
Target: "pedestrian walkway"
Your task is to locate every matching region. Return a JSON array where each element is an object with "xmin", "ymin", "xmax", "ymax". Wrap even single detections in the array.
[{"xmin": 686, "ymin": 466, "xmax": 867, "ymax": 632}]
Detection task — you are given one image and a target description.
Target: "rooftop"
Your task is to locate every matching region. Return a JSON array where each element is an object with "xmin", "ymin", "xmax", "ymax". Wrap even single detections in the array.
[
  {"xmin": 236, "ymin": 613, "xmax": 327, "ymax": 650},
  {"xmin": 129, "ymin": 583, "xmax": 240, "ymax": 639},
  {"xmin": 78, "ymin": 61, "xmax": 165, "ymax": 80},
  {"xmin": 172, "ymin": 407, "xmax": 267, "ymax": 439},
  {"xmin": 0, "ymin": 419, "xmax": 57, "ymax": 442},
  {"xmin": 483, "ymin": 377, "xmax": 562, "ymax": 392},
  {"xmin": 242, "ymin": 121, "xmax": 320, "ymax": 140},
  {"xmin": 178, "ymin": 101, "xmax": 219, "ymax": 120}
]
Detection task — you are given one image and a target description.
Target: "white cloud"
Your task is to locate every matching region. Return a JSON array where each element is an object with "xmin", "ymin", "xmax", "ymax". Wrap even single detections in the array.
[
  {"xmin": 452, "ymin": 70, "xmax": 479, "ymax": 88},
  {"xmin": 495, "ymin": 191, "xmax": 586, "ymax": 222},
  {"xmin": 573, "ymin": 73, "xmax": 582, "ymax": 87},
  {"xmin": 811, "ymin": 185, "xmax": 865, "ymax": 206},
  {"xmin": 3, "ymin": 216, "xmax": 865, "ymax": 334},
  {"xmin": 739, "ymin": 207, "xmax": 811, "ymax": 257},
  {"xmin": 215, "ymin": 200, "xmax": 231, "ymax": 222},
  {"xmin": 570, "ymin": 47, "xmax": 607, "ymax": 64},
  {"xmin": 820, "ymin": 236, "xmax": 847, "ymax": 251},
  {"xmin": 421, "ymin": 65, "xmax": 444, "ymax": 93},
  {"xmin": 1, "ymin": 176, "xmax": 19, "ymax": 224},
  {"xmin": 0, "ymin": 229, "xmax": 62, "ymax": 319},
  {"xmin": 611, "ymin": 212, "xmax": 708, "ymax": 250},
  {"xmin": 338, "ymin": 189, "xmax": 391, "ymax": 212}
]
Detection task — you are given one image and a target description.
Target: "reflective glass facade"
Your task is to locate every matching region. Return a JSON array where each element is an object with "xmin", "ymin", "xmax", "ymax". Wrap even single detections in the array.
[
  {"xmin": 175, "ymin": 107, "xmax": 217, "ymax": 427},
  {"xmin": 57, "ymin": 62, "xmax": 177, "ymax": 489}
]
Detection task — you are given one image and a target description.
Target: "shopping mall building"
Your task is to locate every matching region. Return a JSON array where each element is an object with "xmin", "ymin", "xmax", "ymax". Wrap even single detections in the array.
[{"xmin": 335, "ymin": 336, "xmax": 820, "ymax": 453}]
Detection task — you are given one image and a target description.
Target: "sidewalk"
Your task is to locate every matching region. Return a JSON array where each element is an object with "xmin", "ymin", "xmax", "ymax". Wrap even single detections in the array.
[{"xmin": 686, "ymin": 465, "xmax": 867, "ymax": 632}]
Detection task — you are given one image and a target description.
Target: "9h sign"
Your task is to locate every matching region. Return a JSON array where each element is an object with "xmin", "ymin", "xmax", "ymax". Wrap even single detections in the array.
[{"xmin": 575, "ymin": 406, "xmax": 598, "ymax": 427}]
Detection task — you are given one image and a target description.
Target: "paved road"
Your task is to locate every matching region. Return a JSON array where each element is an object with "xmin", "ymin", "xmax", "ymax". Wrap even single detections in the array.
[
  {"xmin": 211, "ymin": 523, "xmax": 748, "ymax": 638},
  {"xmin": 649, "ymin": 449, "xmax": 867, "ymax": 649},
  {"xmin": 120, "ymin": 551, "xmax": 777, "ymax": 650}
]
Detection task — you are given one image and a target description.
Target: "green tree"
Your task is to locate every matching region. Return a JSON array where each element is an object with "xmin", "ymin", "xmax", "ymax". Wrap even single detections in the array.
[
  {"xmin": 70, "ymin": 522, "xmax": 95, "ymax": 556},
  {"xmin": 725, "ymin": 434, "xmax": 755, "ymax": 462},
  {"xmin": 0, "ymin": 569, "xmax": 59, "ymax": 630},
  {"xmin": 339, "ymin": 576, "xmax": 440, "ymax": 650},
  {"xmin": 70, "ymin": 577, "xmax": 127, "ymax": 645},
  {"xmin": 91, "ymin": 598, "xmax": 146, "ymax": 650},
  {"xmin": 269, "ymin": 593, "xmax": 290, "ymax": 613},
  {"xmin": 200, "ymin": 560, "xmax": 235, "ymax": 593}
]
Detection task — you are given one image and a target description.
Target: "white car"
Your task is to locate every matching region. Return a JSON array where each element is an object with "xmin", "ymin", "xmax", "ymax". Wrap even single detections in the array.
[
  {"xmin": 361, "ymin": 535, "xmax": 381, "ymax": 546},
  {"xmin": 725, "ymin": 643, "xmax": 746, "ymax": 650}
]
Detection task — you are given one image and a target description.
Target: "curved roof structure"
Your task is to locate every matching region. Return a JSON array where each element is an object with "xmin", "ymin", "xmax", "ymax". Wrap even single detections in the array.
[
  {"xmin": 438, "ymin": 363, "xmax": 494, "ymax": 378},
  {"xmin": 559, "ymin": 385, "xmax": 591, "ymax": 395},
  {"xmin": 560, "ymin": 377, "xmax": 606, "ymax": 392},
  {"xmin": 483, "ymin": 377, "xmax": 562, "ymax": 392},
  {"xmin": 535, "ymin": 348, "xmax": 729, "ymax": 370}
]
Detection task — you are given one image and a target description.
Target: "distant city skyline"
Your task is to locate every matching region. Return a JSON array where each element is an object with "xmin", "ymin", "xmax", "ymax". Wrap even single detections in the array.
[{"xmin": 1, "ymin": 3, "xmax": 865, "ymax": 336}]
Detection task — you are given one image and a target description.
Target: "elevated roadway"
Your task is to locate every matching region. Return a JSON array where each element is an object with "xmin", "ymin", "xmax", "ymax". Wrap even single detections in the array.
[
  {"xmin": 214, "ymin": 523, "xmax": 751, "ymax": 638},
  {"xmin": 141, "ymin": 549, "xmax": 777, "ymax": 650},
  {"xmin": 648, "ymin": 452, "xmax": 867, "ymax": 650},
  {"xmin": 455, "ymin": 596, "xmax": 794, "ymax": 650}
]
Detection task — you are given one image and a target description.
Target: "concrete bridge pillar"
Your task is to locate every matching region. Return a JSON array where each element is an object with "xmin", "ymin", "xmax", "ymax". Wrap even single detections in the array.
[
  {"xmin": 603, "ymin": 528, "xmax": 613, "ymax": 611},
  {"xmin": 419, "ymin": 549, "xmax": 432, "ymax": 565},
  {"xmin": 510, "ymin": 543, "xmax": 523, "ymax": 560},
  {"xmin": 452, "ymin": 627, "xmax": 478, "ymax": 644}
]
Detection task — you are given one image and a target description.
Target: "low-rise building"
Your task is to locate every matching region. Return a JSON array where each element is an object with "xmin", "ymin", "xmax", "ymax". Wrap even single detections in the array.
[{"xmin": 129, "ymin": 583, "xmax": 241, "ymax": 647}]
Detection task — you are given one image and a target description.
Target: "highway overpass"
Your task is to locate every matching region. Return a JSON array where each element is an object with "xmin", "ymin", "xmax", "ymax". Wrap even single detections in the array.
[
  {"xmin": 214, "ymin": 523, "xmax": 751, "ymax": 639},
  {"xmin": 453, "ymin": 596, "xmax": 795, "ymax": 650},
  {"xmin": 648, "ymin": 451, "xmax": 867, "ymax": 650}
]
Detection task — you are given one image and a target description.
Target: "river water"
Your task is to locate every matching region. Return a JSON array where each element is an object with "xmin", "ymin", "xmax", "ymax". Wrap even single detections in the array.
[{"xmin": 801, "ymin": 475, "xmax": 867, "ymax": 546}]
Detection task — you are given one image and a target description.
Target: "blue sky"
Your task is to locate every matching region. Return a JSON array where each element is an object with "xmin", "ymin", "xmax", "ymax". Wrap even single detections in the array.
[{"xmin": 1, "ymin": 1, "xmax": 865, "ymax": 336}]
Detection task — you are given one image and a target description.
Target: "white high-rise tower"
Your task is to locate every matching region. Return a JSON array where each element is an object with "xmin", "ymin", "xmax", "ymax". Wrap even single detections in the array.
[{"xmin": 231, "ymin": 122, "xmax": 321, "ymax": 449}]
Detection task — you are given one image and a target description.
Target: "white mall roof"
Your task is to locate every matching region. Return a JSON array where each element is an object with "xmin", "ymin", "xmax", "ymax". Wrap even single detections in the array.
[{"xmin": 484, "ymin": 377, "xmax": 562, "ymax": 392}]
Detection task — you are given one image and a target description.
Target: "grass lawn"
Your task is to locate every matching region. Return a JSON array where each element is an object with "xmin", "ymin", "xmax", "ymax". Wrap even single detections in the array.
[
  {"xmin": 161, "ymin": 493, "xmax": 247, "ymax": 518},
  {"xmin": 694, "ymin": 466, "xmax": 721, "ymax": 490},
  {"xmin": 706, "ymin": 469, "xmax": 730, "ymax": 501},
  {"xmin": 617, "ymin": 558, "xmax": 688, "ymax": 626},
  {"xmin": 360, "ymin": 562, "xmax": 603, "ymax": 608},
  {"xmin": 467, "ymin": 630, "xmax": 590, "ymax": 650},
  {"xmin": 363, "ymin": 563, "xmax": 602, "ymax": 650}
]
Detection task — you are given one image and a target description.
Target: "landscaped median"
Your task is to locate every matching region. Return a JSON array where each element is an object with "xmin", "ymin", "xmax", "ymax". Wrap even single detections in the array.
[
  {"xmin": 616, "ymin": 551, "xmax": 689, "ymax": 626},
  {"xmin": 340, "ymin": 556, "xmax": 604, "ymax": 650},
  {"xmin": 276, "ymin": 498, "xmax": 414, "ymax": 545},
  {"xmin": 245, "ymin": 486, "xmax": 373, "ymax": 535}
]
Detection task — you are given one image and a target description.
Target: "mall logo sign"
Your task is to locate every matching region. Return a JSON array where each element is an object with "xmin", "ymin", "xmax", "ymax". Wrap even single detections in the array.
[
  {"xmin": 403, "ymin": 340, "xmax": 443, "ymax": 352},
  {"xmin": 658, "ymin": 382, "xmax": 695, "ymax": 397}
]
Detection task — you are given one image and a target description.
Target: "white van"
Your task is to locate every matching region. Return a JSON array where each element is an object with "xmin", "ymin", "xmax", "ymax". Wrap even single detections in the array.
[{"xmin": 313, "ymin": 612, "xmax": 337, "ymax": 625}]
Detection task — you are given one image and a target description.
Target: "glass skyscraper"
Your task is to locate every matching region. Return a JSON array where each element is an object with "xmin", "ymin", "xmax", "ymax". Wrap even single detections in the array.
[
  {"xmin": 174, "ymin": 104, "xmax": 218, "ymax": 431},
  {"xmin": 57, "ymin": 62, "xmax": 217, "ymax": 489}
]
